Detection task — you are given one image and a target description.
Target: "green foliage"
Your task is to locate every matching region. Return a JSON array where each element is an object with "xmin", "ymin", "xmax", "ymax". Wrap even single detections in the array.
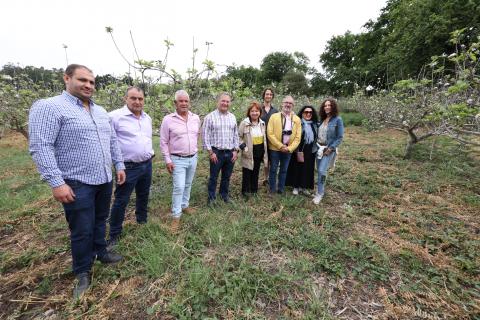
[
  {"xmin": 259, "ymin": 51, "xmax": 310, "ymax": 85},
  {"xmin": 320, "ymin": 0, "xmax": 480, "ymax": 93},
  {"xmin": 280, "ymin": 70, "xmax": 309, "ymax": 96},
  {"xmin": 224, "ymin": 65, "xmax": 261, "ymax": 90},
  {"xmin": 320, "ymin": 31, "xmax": 360, "ymax": 96},
  {"xmin": 351, "ymin": 29, "xmax": 480, "ymax": 157}
]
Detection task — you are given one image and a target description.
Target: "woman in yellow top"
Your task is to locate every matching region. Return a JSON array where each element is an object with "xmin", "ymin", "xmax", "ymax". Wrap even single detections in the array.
[
  {"xmin": 266, "ymin": 95, "xmax": 302, "ymax": 194},
  {"xmin": 238, "ymin": 101, "xmax": 268, "ymax": 197}
]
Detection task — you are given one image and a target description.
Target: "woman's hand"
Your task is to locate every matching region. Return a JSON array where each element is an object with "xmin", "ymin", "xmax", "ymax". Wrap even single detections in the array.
[{"xmin": 323, "ymin": 147, "xmax": 334, "ymax": 155}]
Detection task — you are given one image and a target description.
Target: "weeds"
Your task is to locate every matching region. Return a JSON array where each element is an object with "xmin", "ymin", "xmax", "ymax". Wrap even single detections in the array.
[{"xmin": 1, "ymin": 127, "xmax": 479, "ymax": 319}]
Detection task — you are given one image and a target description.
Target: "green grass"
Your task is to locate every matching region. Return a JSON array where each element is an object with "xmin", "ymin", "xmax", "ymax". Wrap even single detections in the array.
[{"xmin": 1, "ymin": 128, "xmax": 479, "ymax": 319}]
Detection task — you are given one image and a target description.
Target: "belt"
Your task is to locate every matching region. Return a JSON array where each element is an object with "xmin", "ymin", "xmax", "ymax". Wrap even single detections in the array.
[
  {"xmin": 212, "ymin": 147, "xmax": 234, "ymax": 152},
  {"xmin": 171, "ymin": 153, "xmax": 196, "ymax": 158},
  {"xmin": 124, "ymin": 155, "xmax": 154, "ymax": 164}
]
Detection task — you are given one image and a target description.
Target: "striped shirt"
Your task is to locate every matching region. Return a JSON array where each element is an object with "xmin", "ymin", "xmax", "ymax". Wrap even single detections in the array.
[
  {"xmin": 202, "ymin": 109, "xmax": 239, "ymax": 150},
  {"xmin": 29, "ymin": 91, "xmax": 125, "ymax": 188}
]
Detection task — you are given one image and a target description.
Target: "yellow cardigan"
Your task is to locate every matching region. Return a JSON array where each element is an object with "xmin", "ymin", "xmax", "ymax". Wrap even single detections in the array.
[{"xmin": 266, "ymin": 112, "xmax": 302, "ymax": 152}]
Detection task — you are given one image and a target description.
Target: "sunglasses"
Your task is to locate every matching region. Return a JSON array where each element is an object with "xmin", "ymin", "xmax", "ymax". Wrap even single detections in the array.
[{"xmin": 303, "ymin": 110, "xmax": 313, "ymax": 114}]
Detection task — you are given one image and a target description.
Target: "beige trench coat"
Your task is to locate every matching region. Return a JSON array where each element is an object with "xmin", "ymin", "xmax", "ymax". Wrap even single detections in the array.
[{"xmin": 238, "ymin": 118, "xmax": 268, "ymax": 170}]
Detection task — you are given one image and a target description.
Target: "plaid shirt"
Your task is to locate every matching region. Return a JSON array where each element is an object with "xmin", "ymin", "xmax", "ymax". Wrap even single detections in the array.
[
  {"xmin": 202, "ymin": 109, "xmax": 239, "ymax": 150},
  {"xmin": 29, "ymin": 91, "xmax": 125, "ymax": 188}
]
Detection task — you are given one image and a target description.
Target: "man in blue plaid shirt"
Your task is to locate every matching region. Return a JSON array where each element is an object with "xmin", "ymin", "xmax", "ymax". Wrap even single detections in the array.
[
  {"xmin": 29, "ymin": 64, "xmax": 126, "ymax": 299},
  {"xmin": 202, "ymin": 92, "xmax": 240, "ymax": 204}
]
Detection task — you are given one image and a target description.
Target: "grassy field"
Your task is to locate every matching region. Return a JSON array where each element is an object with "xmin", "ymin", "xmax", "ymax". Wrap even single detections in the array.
[{"xmin": 0, "ymin": 127, "xmax": 479, "ymax": 319}]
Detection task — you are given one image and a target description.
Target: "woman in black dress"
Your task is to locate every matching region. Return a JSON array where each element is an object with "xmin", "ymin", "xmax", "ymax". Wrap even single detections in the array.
[{"xmin": 286, "ymin": 105, "xmax": 318, "ymax": 195}]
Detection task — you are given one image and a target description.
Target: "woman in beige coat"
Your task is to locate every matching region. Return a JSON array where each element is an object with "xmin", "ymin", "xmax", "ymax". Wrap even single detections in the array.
[{"xmin": 238, "ymin": 101, "xmax": 268, "ymax": 197}]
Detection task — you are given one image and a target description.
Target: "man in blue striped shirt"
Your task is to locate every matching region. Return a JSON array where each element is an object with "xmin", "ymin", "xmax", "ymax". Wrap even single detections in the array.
[{"xmin": 29, "ymin": 64, "xmax": 126, "ymax": 299}]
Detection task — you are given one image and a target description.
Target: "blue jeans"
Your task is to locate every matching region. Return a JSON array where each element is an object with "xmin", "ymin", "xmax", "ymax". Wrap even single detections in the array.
[
  {"xmin": 63, "ymin": 179, "xmax": 112, "ymax": 275},
  {"xmin": 316, "ymin": 152, "xmax": 336, "ymax": 195},
  {"xmin": 171, "ymin": 154, "xmax": 198, "ymax": 218},
  {"xmin": 268, "ymin": 150, "xmax": 292, "ymax": 193},
  {"xmin": 109, "ymin": 159, "xmax": 152, "ymax": 239},
  {"xmin": 208, "ymin": 149, "xmax": 234, "ymax": 201}
]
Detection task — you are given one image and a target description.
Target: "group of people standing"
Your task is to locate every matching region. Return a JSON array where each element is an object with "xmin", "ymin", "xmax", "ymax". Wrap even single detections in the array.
[
  {"xmin": 28, "ymin": 64, "xmax": 343, "ymax": 299},
  {"xmin": 238, "ymin": 89, "xmax": 344, "ymax": 206}
]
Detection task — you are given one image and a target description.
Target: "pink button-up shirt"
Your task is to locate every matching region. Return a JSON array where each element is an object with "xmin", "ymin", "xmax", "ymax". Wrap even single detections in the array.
[
  {"xmin": 160, "ymin": 111, "xmax": 201, "ymax": 164},
  {"xmin": 109, "ymin": 106, "xmax": 154, "ymax": 163}
]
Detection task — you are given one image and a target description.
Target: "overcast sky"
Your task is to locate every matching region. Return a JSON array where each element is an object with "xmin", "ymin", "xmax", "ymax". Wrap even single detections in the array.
[{"xmin": 1, "ymin": 0, "xmax": 386, "ymax": 77}]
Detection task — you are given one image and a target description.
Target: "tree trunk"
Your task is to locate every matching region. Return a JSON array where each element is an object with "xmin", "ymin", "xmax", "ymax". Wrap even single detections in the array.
[
  {"xmin": 404, "ymin": 129, "xmax": 418, "ymax": 159},
  {"xmin": 18, "ymin": 128, "xmax": 29, "ymax": 140}
]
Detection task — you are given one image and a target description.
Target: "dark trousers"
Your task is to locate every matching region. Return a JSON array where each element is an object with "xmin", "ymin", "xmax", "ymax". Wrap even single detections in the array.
[
  {"xmin": 109, "ymin": 159, "xmax": 152, "ymax": 239},
  {"xmin": 242, "ymin": 156, "xmax": 262, "ymax": 195},
  {"xmin": 63, "ymin": 179, "xmax": 112, "ymax": 275},
  {"xmin": 268, "ymin": 150, "xmax": 292, "ymax": 193},
  {"xmin": 208, "ymin": 149, "xmax": 234, "ymax": 201}
]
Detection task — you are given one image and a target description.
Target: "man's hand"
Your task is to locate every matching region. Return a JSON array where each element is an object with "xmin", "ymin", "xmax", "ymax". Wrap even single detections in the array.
[
  {"xmin": 52, "ymin": 184, "xmax": 76, "ymax": 203},
  {"xmin": 166, "ymin": 162, "xmax": 175, "ymax": 174},
  {"xmin": 209, "ymin": 152, "xmax": 218, "ymax": 164},
  {"xmin": 231, "ymin": 150, "xmax": 238, "ymax": 162},
  {"xmin": 280, "ymin": 145, "xmax": 289, "ymax": 153},
  {"xmin": 116, "ymin": 170, "xmax": 126, "ymax": 185}
]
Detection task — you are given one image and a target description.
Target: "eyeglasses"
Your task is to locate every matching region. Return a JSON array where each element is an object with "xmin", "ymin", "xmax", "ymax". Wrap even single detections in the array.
[
  {"xmin": 303, "ymin": 111, "xmax": 313, "ymax": 114},
  {"xmin": 282, "ymin": 101, "xmax": 293, "ymax": 105}
]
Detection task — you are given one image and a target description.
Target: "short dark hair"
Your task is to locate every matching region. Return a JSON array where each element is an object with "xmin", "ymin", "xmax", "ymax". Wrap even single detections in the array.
[
  {"xmin": 319, "ymin": 98, "xmax": 339, "ymax": 121},
  {"xmin": 125, "ymin": 86, "xmax": 145, "ymax": 97},
  {"xmin": 246, "ymin": 101, "xmax": 261, "ymax": 120},
  {"xmin": 298, "ymin": 105, "xmax": 318, "ymax": 123},
  {"xmin": 65, "ymin": 64, "xmax": 92, "ymax": 77},
  {"xmin": 262, "ymin": 88, "xmax": 274, "ymax": 100}
]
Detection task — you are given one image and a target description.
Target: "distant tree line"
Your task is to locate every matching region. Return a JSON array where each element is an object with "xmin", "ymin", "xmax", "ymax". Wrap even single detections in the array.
[{"xmin": 224, "ymin": 0, "xmax": 479, "ymax": 97}]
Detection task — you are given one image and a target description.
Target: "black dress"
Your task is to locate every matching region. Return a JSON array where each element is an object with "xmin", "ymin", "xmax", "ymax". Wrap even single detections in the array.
[{"xmin": 285, "ymin": 123, "xmax": 317, "ymax": 190}]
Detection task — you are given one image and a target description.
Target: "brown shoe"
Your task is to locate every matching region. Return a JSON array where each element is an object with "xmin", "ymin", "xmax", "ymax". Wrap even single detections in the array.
[
  {"xmin": 170, "ymin": 218, "xmax": 181, "ymax": 234},
  {"xmin": 182, "ymin": 207, "xmax": 196, "ymax": 215}
]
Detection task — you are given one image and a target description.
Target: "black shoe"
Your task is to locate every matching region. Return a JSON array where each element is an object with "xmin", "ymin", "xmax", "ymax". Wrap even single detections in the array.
[
  {"xmin": 221, "ymin": 197, "xmax": 231, "ymax": 203},
  {"xmin": 107, "ymin": 237, "xmax": 119, "ymax": 251},
  {"xmin": 73, "ymin": 272, "xmax": 90, "ymax": 299},
  {"xmin": 97, "ymin": 251, "xmax": 123, "ymax": 264},
  {"xmin": 137, "ymin": 220, "xmax": 147, "ymax": 225},
  {"xmin": 207, "ymin": 198, "xmax": 216, "ymax": 207}
]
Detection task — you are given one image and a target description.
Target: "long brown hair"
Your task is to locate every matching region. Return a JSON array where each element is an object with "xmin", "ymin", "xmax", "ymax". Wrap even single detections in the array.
[{"xmin": 319, "ymin": 98, "xmax": 339, "ymax": 121}]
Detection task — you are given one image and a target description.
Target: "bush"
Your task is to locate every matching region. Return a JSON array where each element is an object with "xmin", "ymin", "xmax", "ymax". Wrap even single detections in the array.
[{"xmin": 342, "ymin": 111, "xmax": 365, "ymax": 127}]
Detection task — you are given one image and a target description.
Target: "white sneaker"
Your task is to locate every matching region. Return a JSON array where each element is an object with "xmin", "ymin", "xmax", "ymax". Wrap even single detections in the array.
[
  {"xmin": 313, "ymin": 193, "xmax": 323, "ymax": 205},
  {"xmin": 292, "ymin": 188, "xmax": 299, "ymax": 195}
]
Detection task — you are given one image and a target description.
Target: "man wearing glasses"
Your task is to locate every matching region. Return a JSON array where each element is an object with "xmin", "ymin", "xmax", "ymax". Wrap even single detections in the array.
[{"xmin": 266, "ymin": 96, "xmax": 301, "ymax": 194}]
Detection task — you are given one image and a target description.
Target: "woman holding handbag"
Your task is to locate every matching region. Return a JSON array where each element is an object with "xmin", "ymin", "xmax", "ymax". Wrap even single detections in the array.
[{"xmin": 286, "ymin": 105, "xmax": 318, "ymax": 195}]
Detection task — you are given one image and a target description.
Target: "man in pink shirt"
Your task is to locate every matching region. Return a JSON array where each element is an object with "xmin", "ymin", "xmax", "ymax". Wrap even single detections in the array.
[{"xmin": 160, "ymin": 90, "xmax": 201, "ymax": 233}]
